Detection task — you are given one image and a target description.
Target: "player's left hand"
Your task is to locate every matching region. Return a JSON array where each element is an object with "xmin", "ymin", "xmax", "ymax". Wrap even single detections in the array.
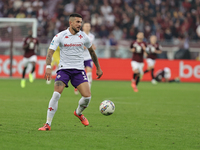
[{"xmin": 96, "ymin": 68, "xmax": 103, "ymax": 79}]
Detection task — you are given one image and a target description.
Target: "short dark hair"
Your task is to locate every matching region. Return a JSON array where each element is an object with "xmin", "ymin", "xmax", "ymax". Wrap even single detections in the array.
[{"xmin": 69, "ymin": 13, "xmax": 82, "ymax": 18}]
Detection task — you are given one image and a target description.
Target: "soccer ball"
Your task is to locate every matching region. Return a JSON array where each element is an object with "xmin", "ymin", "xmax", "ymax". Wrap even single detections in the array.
[{"xmin": 99, "ymin": 100, "xmax": 115, "ymax": 116}]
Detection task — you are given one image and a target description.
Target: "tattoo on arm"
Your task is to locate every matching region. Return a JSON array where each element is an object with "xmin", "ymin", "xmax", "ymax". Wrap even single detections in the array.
[
  {"xmin": 88, "ymin": 48, "xmax": 100, "ymax": 69},
  {"xmin": 46, "ymin": 49, "xmax": 54, "ymax": 65}
]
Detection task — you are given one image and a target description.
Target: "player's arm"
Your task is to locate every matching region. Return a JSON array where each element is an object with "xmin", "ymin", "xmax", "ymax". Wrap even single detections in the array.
[
  {"xmin": 23, "ymin": 39, "xmax": 29, "ymax": 50},
  {"xmin": 141, "ymin": 43, "xmax": 148, "ymax": 56},
  {"xmin": 155, "ymin": 50, "xmax": 162, "ymax": 54},
  {"xmin": 92, "ymin": 44, "xmax": 96, "ymax": 50},
  {"xmin": 155, "ymin": 48, "xmax": 162, "ymax": 54},
  {"xmin": 45, "ymin": 49, "xmax": 55, "ymax": 81},
  {"xmin": 130, "ymin": 42, "xmax": 136, "ymax": 52},
  {"xmin": 88, "ymin": 46, "xmax": 103, "ymax": 79},
  {"xmin": 155, "ymin": 45, "xmax": 162, "ymax": 54}
]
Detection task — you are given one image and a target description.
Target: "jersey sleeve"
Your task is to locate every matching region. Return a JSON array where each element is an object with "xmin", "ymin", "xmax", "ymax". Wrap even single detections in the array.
[
  {"xmin": 84, "ymin": 35, "xmax": 92, "ymax": 48},
  {"xmin": 49, "ymin": 34, "xmax": 60, "ymax": 51}
]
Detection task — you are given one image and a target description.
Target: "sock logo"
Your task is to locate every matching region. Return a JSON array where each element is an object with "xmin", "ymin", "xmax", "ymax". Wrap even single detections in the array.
[{"xmin": 48, "ymin": 107, "xmax": 54, "ymax": 111}]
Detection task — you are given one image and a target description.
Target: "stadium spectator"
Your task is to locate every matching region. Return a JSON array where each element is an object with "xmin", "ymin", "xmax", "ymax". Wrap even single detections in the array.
[
  {"xmin": 112, "ymin": 26, "xmax": 123, "ymax": 40},
  {"xmin": 1, "ymin": 0, "xmax": 200, "ymax": 42}
]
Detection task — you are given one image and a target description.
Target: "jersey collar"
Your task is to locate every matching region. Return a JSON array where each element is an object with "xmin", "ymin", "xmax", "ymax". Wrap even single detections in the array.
[{"xmin": 66, "ymin": 28, "xmax": 81, "ymax": 36}]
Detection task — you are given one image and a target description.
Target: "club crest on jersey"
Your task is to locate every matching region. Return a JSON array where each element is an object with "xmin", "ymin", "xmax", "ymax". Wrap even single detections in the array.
[
  {"xmin": 79, "ymin": 35, "xmax": 83, "ymax": 39},
  {"xmin": 65, "ymin": 36, "xmax": 69, "ymax": 38},
  {"xmin": 57, "ymin": 75, "xmax": 61, "ymax": 79}
]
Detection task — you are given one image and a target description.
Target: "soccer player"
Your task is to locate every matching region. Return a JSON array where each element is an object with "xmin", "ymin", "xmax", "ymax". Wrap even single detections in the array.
[
  {"xmin": 46, "ymin": 46, "xmax": 60, "ymax": 84},
  {"xmin": 74, "ymin": 22, "xmax": 96, "ymax": 94},
  {"xmin": 130, "ymin": 32, "xmax": 146, "ymax": 92},
  {"xmin": 144, "ymin": 35, "xmax": 162, "ymax": 84},
  {"xmin": 155, "ymin": 67, "xmax": 180, "ymax": 83},
  {"xmin": 21, "ymin": 30, "xmax": 39, "ymax": 88},
  {"xmin": 38, "ymin": 13, "xmax": 103, "ymax": 131}
]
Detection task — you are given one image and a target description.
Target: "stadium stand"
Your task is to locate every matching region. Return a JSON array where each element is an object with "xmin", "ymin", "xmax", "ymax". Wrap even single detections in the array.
[{"xmin": 1, "ymin": 0, "xmax": 200, "ymax": 41}]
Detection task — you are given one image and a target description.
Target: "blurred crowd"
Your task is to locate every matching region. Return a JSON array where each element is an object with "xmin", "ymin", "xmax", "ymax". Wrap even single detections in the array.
[{"xmin": 1, "ymin": 0, "xmax": 200, "ymax": 42}]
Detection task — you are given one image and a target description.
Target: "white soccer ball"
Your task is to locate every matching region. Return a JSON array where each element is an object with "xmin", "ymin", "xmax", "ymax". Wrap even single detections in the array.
[{"xmin": 99, "ymin": 100, "xmax": 115, "ymax": 116}]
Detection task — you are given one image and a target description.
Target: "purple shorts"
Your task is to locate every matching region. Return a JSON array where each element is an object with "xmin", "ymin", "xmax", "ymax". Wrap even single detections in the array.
[
  {"xmin": 55, "ymin": 69, "xmax": 88, "ymax": 88},
  {"xmin": 84, "ymin": 59, "xmax": 93, "ymax": 68}
]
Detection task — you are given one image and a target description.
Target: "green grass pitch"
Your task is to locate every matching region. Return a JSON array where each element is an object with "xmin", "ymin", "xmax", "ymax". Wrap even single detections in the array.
[{"xmin": 0, "ymin": 79, "xmax": 199, "ymax": 150}]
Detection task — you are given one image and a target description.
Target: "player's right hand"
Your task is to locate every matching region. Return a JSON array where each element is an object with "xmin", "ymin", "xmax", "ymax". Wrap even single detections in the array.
[
  {"xmin": 96, "ymin": 68, "xmax": 103, "ymax": 79},
  {"xmin": 130, "ymin": 48, "xmax": 136, "ymax": 52},
  {"xmin": 45, "ymin": 68, "xmax": 52, "ymax": 81}
]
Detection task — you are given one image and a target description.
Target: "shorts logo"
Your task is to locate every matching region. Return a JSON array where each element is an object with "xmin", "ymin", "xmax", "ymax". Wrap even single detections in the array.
[
  {"xmin": 57, "ymin": 75, "xmax": 61, "ymax": 79},
  {"xmin": 82, "ymin": 71, "xmax": 87, "ymax": 80}
]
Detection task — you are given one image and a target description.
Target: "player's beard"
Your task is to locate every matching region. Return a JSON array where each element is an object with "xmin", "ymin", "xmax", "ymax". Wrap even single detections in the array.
[{"xmin": 72, "ymin": 26, "xmax": 80, "ymax": 33}]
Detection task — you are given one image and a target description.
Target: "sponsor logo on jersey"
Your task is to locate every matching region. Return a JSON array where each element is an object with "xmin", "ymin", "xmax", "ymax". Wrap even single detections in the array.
[
  {"xmin": 65, "ymin": 36, "xmax": 69, "ymax": 38},
  {"xmin": 64, "ymin": 43, "xmax": 82, "ymax": 47}
]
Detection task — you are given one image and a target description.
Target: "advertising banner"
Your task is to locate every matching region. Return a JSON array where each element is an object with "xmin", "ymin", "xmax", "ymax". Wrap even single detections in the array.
[{"xmin": 0, "ymin": 55, "xmax": 199, "ymax": 82}]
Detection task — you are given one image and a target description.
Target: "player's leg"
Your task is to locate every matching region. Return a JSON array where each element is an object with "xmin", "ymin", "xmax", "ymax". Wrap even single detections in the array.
[
  {"xmin": 71, "ymin": 70, "xmax": 91, "ymax": 126},
  {"xmin": 85, "ymin": 66, "xmax": 93, "ymax": 89},
  {"xmin": 85, "ymin": 59, "xmax": 93, "ymax": 89},
  {"xmin": 168, "ymin": 77, "xmax": 180, "ymax": 83},
  {"xmin": 21, "ymin": 57, "xmax": 28, "ymax": 88},
  {"xmin": 29, "ymin": 55, "xmax": 37, "ymax": 83},
  {"xmin": 149, "ymin": 59, "xmax": 157, "ymax": 84},
  {"xmin": 76, "ymin": 82, "xmax": 91, "ymax": 114},
  {"xmin": 39, "ymin": 70, "xmax": 68, "ymax": 131},
  {"xmin": 131, "ymin": 61, "xmax": 139, "ymax": 92},
  {"xmin": 74, "ymin": 82, "xmax": 91, "ymax": 126},
  {"xmin": 144, "ymin": 58, "xmax": 151, "ymax": 74},
  {"xmin": 28, "ymin": 62, "xmax": 36, "ymax": 83},
  {"xmin": 154, "ymin": 71, "xmax": 163, "ymax": 82},
  {"xmin": 74, "ymin": 59, "xmax": 79, "ymax": 94},
  {"xmin": 136, "ymin": 63, "xmax": 144, "ymax": 86},
  {"xmin": 46, "ymin": 81, "xmax": 65, "ymax": 126}
]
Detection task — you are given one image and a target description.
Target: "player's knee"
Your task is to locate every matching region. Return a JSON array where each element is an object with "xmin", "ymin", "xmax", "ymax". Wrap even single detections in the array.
[
  {"xmin": 54, "ymin": 81, "xmax": 65, "ymax": 94},
  {"xmin": 134, "ymin": 69, "xmax": 139, "ymax": 73},
  {"xmin": 81, "ymin": 91, "xmax": 91, "ymax": 97}
]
